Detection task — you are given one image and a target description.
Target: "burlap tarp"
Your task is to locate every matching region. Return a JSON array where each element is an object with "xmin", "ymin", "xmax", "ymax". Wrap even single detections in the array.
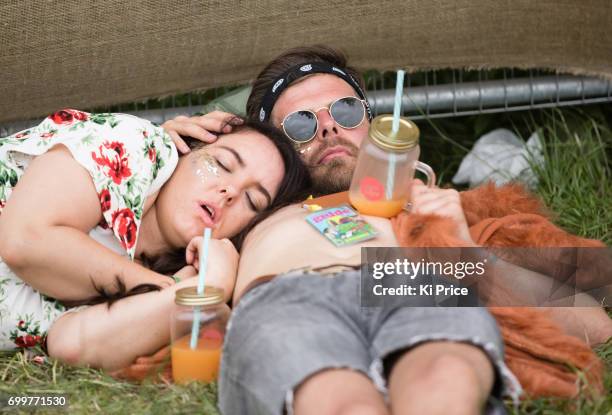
[{"xmin": 1, "ymin": 0, "xmax": 611, "ymax": 124}]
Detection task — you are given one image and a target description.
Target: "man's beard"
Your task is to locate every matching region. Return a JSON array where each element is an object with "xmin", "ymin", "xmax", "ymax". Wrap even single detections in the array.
[
  {"xmin": 309, "ymin": 157, "xmax": 356, "ymax": 194},
  {"xmin": 305, "ymin": 137, "xmax": 359, "ymax": 195}
]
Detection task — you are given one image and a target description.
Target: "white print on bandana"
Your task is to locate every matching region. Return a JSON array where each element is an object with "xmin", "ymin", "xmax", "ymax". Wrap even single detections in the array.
[{"xmin": 272, "ymin": 79, "xmax": 284, "ymax": 93}]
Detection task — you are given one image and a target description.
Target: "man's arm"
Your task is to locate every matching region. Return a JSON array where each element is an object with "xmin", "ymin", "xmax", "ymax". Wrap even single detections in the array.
[{"xmin": 161, "ymin": 111, "xmax": 241, "ymax": 153}]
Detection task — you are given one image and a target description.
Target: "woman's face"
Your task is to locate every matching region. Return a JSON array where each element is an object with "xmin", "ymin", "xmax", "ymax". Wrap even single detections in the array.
[{"xmin": 156, "ymin": 128, "xmax": 285, "ymax": 246}]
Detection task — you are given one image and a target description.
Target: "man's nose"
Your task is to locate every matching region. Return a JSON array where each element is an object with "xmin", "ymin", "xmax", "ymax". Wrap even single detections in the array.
[{"xmin": 315, "ymin": 108, "xmax": 339, "ymax": 140}]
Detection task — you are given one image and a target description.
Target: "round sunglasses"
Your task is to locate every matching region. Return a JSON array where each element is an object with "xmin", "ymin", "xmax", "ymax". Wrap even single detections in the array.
[{"xmin": 280, "ymin": 96, "xmax": 367, "ymax": 144}]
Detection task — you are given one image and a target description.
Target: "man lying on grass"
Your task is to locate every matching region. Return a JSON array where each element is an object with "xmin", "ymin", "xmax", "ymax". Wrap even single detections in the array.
[{"xmin": 159, "ymin": 45, "xmax": 611, "ymax": 414}]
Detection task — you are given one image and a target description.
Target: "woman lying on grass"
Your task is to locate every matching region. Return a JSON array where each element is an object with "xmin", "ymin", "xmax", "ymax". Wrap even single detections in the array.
[{"xmin": 0, "ymin": 109, "xmax": 310, "ymax": 367}]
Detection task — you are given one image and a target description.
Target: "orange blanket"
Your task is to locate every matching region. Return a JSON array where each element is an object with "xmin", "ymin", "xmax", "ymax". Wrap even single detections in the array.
[
  {"xmin": 391, "ymin": 183, "xmax": 605, "ymax": 398},
  {"xmin": 113, "ymin": 183, "xmax": 606, "ymax": 398}
]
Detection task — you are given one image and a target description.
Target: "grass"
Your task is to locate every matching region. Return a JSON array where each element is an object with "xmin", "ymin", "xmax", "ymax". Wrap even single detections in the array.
[
  {"xmin": 1, "ymin": 105, "xmax": 610, "ymax": 414},
  {"xmin": 418, "ymin": 105, "xmax": 612, "ymax": 414},
  {"xmin": 0, "ymin": 352, "xmax": 219, "ymax": 414},
  {"xmin": 527, "ymin": 108, "xmax": 612, "ymax": 244}
]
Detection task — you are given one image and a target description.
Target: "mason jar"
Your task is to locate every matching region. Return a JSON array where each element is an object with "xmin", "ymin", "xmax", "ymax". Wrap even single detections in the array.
[
  {"xmin": 349, "ymin": 115, "xmax": 435, "ymax": 217},
  {"xmin": 170, "ymin": 286, "xmax": 230, "ymax": 383}
]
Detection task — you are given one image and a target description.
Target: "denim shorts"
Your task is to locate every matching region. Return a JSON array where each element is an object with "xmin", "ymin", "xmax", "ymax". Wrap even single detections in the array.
[{"xmin": 219, "ymin": 270, "xmax": 521, "ymax": 415}]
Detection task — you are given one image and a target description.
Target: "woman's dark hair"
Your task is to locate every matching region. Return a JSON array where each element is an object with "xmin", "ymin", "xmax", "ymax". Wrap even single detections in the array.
[
  {"xmin": 246, "ymin": 45, "xmax": 365, "ymax": 120},
  {"xmin": 66, "ymin": 118, "xmax": 311, "ymax": 307}
]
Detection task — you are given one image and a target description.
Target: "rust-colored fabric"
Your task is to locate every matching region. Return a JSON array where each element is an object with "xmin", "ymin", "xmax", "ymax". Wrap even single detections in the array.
[
  {"xmin": 391, "ymin": 182, "xmax": 605, "ymax": 398},
  {"xmin": 113, "ymin": 182, "xmax": 605, "ymax": 398},
  {"xmin": 109, "ymin": 345, "xmax": 171, "ymax": 383}
]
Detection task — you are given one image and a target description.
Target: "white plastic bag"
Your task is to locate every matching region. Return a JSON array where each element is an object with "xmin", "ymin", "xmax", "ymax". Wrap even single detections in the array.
[{"xmin": 452, "ymin": 128, "xmax": 544, "ymax": 188}]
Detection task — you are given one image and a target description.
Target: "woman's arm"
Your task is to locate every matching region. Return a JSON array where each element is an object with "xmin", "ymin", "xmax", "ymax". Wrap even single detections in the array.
[
  {"xmin": 47, "ymin": 268, "xmax": 200, "ymax": 371},
  {"xmin": 47, "ymin": 254, "xmax": 240, "ymax": 371},
  {"xmin": 0, "ymin": 146, "xmax": 172, "ymax": 301}
]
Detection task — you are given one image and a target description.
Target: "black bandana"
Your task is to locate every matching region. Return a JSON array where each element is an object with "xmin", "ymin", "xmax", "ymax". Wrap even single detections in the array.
[{"xmin": 258, "ymin": 62, "xmax": 373, "ymax": 123}]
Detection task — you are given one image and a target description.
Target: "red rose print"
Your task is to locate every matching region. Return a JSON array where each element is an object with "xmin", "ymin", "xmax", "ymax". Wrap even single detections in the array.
[
  {"xmin": 106, "ymin": 157, "xmax": 132, "ymax": 184},
  {"xmin": 111, "ymin": 208, "xmax": 138, "ymax": 250},
  {"xmin": 91, "ymin": 148, "xmax": 109, "ymax": 168},
  {"xmin": 72, "ymin": 110, "xmax": 88, "ymax": 121},
  {"xmin": 142, "ymin": 130, "xmax": 148, "ymax": 138},
  {"xmin": 91, "ymin": 142, "xmax": 132, "ymax": 185},
  {"xmin": 15, "ymin": 132, "xmax": 29, "ymax": 139},
  {"xmin": 15, "ymin": 334, "xmax": 39, "ymax": 348},
  {"xmin": 148, "ymin": 148, "xmax": 156, "ymax": 162},
  {"xmin": 40, "ymin": 131, "xmax": 55, "ymax": 140},
  {"xmin": 98, "ymin": 218, "xmax": 109, "ymax": 230},
  {"xmin": 105, "ymin": 141, "xmax": 126, "ymax": 158},
  {"xmin": 49, "ymin": 110, "xmax": 74, "ymax": 125},
  {"xmin": 99, "ymin": 189, "xmax": 111, "ymax": 212},
  {"xmin": 17, "ymin": 320, "xmax": 25, "ymax": 328}
]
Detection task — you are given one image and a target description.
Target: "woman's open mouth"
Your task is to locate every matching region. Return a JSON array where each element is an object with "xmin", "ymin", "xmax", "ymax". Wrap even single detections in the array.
[{"xmin": 197, "ymin": 202, "xmax": 219, "ymax": 227}]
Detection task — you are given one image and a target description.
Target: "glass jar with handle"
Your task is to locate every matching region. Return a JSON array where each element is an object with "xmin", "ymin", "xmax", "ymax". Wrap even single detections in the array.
[{"xmin": 349, "ymin": 115, "xmax": 435, "ymax": 218}]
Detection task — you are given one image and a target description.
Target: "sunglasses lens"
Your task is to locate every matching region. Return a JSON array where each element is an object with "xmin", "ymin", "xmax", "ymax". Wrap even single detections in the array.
[
  {"xmin": 283, "ymin": 111, "xmax": 317, "ymax": 142},
  {"xmin": 330, "ymin": 97, "xmax": 365, "ymax": 128}
]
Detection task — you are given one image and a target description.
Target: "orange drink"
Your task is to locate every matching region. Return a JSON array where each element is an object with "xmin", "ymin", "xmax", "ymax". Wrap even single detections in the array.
[
  {"xmin": 171, "ymin": 330, "xmax": 223, "ymax": 383},
  {"xmin": 350, "ymin": 195, "xmax": 406, "ymax": 218},
  {"xmin": 170, "ymin": 286, "xmax": 230, "ymax": 384}
]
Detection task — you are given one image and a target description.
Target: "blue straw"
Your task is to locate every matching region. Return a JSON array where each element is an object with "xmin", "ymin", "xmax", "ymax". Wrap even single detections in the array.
[
  {"xmin": 190, "ymin": 227, "xmax": 212, "ymax": 350},
  {"xmin": 392, "ymin": 70, "xmax": 405, "ymax": 136},
  {"xmin": 386, "ymin": 70, "xmax": 405, "ymax": 200},
  {"xmin": 197, "ymin": 228, "xmax": 212, "ymax": 294},
  {"xmin": 190, "ymin": 307, "xmax": 201, "ymax": 349}
]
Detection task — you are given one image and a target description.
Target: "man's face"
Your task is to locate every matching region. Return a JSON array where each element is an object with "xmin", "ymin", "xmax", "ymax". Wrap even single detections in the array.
[{"xmin": 270, "ymin": 74, "xmax": 370, "ymax": 194}]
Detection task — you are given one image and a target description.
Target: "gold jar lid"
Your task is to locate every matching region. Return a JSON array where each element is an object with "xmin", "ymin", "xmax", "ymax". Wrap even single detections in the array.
[
  {"xmin": 175, "ymin": 286, "xmax": 224, "ymax": 306},
  {"xmin": 369, "ymin": 115, "xmax": 419, "ymax": 151}
]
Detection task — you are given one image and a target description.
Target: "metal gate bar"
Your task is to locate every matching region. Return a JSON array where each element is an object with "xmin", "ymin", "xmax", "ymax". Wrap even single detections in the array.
[
  {"xmin": 2, "ymin": 72, "xmax": 611, "ymax": 136},
  {"xmin": 368, "ymin": 75, "xmax": 612, "ymax": 119}
]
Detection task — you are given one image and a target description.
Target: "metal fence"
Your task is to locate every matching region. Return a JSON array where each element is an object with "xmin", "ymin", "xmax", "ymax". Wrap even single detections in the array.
[
  {"xmin": 2, "ymin": 69, "xmax": 611, "ymax": 136},
  {"xmin": 366, "ymin": 69, "xmax": 612, "ymax": 119}
]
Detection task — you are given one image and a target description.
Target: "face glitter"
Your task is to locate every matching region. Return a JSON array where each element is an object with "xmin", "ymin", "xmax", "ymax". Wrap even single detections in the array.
[
  {"xmin": 192, "ymin": 151, "xmax": 220, "ymax": 181},
  {"xmin": 299, "ymin": 146, "xmax": 313, "ymax": 155}
]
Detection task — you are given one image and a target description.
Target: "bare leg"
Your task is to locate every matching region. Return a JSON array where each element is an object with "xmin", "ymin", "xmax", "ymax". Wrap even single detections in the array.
[
  {"xmin": 388, "ymin": 342, "xmax": 494, "ymax": 415},
  {"xmin": 294, "ymin": 369, "xmax": 388, "ymax": 415},
  {"xmin": 542, "ymin": 305, "xmax": 612, "ymax": 347}
]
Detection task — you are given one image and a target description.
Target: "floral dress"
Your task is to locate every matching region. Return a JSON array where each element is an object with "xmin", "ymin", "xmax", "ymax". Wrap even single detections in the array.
[{"xmin": 0, "ymin": 109, "xmax": 178, "ymax": 351}]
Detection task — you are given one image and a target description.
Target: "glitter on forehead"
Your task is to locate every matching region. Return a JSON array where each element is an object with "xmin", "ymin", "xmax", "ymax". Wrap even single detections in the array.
[{"xmin": 192, "ymin": 151, "xmax": 220, "ymax": 180}]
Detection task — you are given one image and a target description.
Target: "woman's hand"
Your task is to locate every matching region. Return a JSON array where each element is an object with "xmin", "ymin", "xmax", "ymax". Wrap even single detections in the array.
[
  {"xmin": 173, "ymin": 264, "xmax": 198, "ymax": 281},
  {"xmin": 411, "ymin": 180, "xmax": 476, "ymax": 246},
  {"xmin": 161, "ymin": 111, "xmax": 243, "ymax": 154},
  {"xmin": 185, "ymin": 237, "xmax": 239, "ymax": 300}
]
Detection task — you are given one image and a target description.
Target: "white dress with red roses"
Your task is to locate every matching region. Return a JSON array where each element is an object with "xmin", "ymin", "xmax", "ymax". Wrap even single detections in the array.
[{"xmin": 0, "ymin": 109, "xmax": 178, "ymax": 351}]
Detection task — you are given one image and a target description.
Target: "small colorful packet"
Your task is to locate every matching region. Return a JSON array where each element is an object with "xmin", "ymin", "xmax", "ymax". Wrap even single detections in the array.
[{"xmin": 305, "ymin": 204, "xmax": 377, "ymax": 247}]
